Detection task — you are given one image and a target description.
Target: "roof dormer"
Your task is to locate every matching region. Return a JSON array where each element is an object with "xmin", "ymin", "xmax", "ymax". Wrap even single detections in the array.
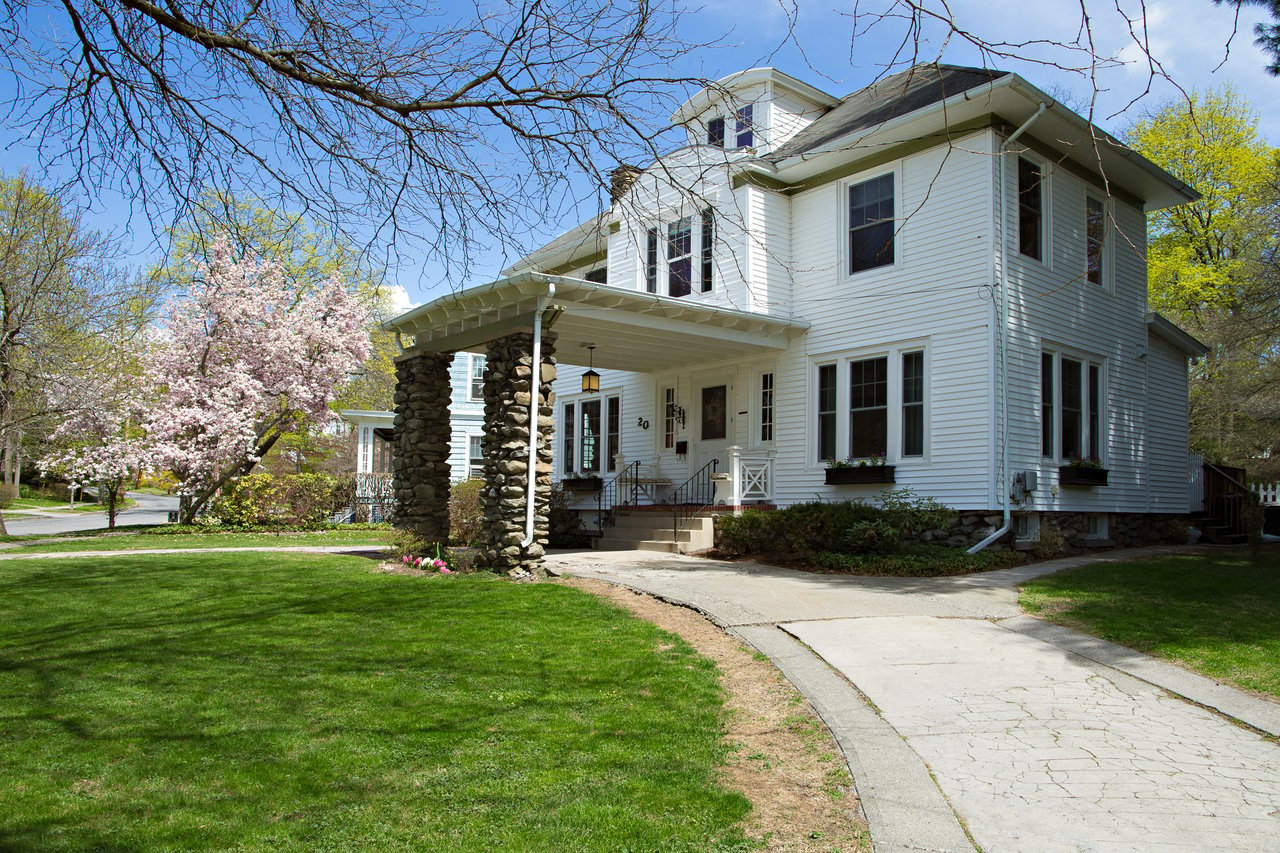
[{"xmin": 671, "ymin": 68, "xmax": 839, "ymax": 157}]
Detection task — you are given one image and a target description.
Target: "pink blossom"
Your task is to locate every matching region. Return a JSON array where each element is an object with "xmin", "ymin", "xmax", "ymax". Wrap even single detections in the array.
[{"xmin": 439, "ymin": 566, "xmax": 452, "ymax": 574}]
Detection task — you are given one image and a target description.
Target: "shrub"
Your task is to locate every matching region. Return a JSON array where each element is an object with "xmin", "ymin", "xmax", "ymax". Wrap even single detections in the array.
[
  {"xmin": 839, "ymin": 519, "xmax": 900, "ymax": 554},
  {"xmin": 0, "ymin": 484, "xmax": 17, "ymax": 509},
  {"xmin": 449, "ymin": 478, "xmax": 485, "ymax": 546},
  {"xmin": 811, "ymin": 545, "xmax": 1024, "ymax": 577},
  {"xmin": 876, "ymin": 487, "xmax": 955, "ymax": 537},
  {"xmin": 1033, "ymin": 519, "xmax": 1066, "ymax": 559},
  {"xmin": 277, "ymin": 473, "xmax": 338, "ymax": 528},
  {"xmin": 211, "ymin": 473, "xmax": 279, "ymax": 526}
]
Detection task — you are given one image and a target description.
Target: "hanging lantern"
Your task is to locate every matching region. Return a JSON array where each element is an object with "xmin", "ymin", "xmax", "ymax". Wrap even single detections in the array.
[{"xmin": 581, "ymin": 344, "xmax": 600, "ymax": 394}]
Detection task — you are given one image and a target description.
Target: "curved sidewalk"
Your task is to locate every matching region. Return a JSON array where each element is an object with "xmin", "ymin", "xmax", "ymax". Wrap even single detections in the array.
[{"xmin": 546, "ymin": 547, "xmax": 1280, "ymax": 853}]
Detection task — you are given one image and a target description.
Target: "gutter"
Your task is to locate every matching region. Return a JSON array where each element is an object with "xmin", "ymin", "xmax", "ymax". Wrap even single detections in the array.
[
  {"xmin": 969, "ymin": 101, "xmax": 1049, "ymax": 555},
  {"xmin": 521, "ymin": 280, "xmax": 556, "ymax": 549}
]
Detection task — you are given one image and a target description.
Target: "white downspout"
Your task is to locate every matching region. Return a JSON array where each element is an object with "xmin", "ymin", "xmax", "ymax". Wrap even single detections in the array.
[
  {"xmin": 522, "ymin": 282, "xmax": 556, "ymax": 548},
  {"xmin": 969, "ymin": 102, "xmax": 1049, "ymax": 555}
]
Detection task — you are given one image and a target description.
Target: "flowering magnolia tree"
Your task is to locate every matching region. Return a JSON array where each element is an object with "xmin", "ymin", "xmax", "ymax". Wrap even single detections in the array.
[
  {"xmin": 39, "ymin": 406, "xmax": 149, "ymax": 530},
  {"xmin": 146, "ymin": 237, "xmax": 371, "ymax": 522}
]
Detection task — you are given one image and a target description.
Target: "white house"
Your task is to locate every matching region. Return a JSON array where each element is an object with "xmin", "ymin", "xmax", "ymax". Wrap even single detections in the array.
[{"xmin": 386, "ymin": 63, "xmax": 1206, "ymax": 565}]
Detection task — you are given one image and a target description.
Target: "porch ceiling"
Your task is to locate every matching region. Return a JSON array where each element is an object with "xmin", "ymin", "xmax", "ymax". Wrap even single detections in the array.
[{"xmin": 384, "ymin": 274, "xmax": 808, "ymax": 372}]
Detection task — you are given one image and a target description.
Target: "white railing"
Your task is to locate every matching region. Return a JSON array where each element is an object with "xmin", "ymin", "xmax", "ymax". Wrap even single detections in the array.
[
  {"xmin": 1255, "ymin": 482, "xmax": 1280, "ymax": 506},
  {"xmin": 1188, "ymin": 453, "xmax": 1205, "ymax": 512},
  {"xmin": 726, "ymin": 446, "xmax": 774, "ymax": 506}
]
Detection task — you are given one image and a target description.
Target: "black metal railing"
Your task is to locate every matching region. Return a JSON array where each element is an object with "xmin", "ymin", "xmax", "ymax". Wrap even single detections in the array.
[
  {"xmin": 671, "ymin": 459, "xmax": 718, "ymax": 540},
  {"xmin": 594, "ymin": 460, "xmax": 641, "ymax": 533}
]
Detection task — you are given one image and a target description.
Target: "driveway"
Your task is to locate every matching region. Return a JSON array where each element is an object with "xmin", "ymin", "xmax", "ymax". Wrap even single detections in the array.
[
  {"xmin": 2, "ymin": 491, "xmax": 179, "ymax": 536},
  {"xmin": 547, "ymin": 548, "xmax": 1280, "ymax": 853}
]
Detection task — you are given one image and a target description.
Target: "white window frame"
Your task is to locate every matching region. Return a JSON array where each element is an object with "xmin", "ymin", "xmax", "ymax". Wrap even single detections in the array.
[
  {"xmin": 467, "ymin": 353, "xmax": 485, "ymax": 402},
  {"xmin": 755, "ymin": 369, "xmax": 776, "ymax": 447},
  {"xmin": 561, "ymin": 392, "xmax": 622, "ymax": 475},
  {"xmin": 840, "ymin": 165, "xmax": 902, "ymax": 280},
  {"xmin": 642, "ymin": 214, "xmax": 714, "ymax": 299},
  {"xmin": 1041, "ymin": 348, "xmax": 1106, "ymax": 464},
  {"xmin": 1084, "ymin": 193, "xmax": 1111, "ymax": 290},
  {"xmin": 1014, "ymin": 154, "xmax": 1052, "ymax": 268},
  {"xmin": 660, "ymin": 385, "xmax": 678, "ymax": 452},
  {"xmin": 808, "ymin": 342, "xmax": 930, "ymax": 468},
  {"xmin": 466, "ymin": 433, "xmax": 485, "ymax": 480}
]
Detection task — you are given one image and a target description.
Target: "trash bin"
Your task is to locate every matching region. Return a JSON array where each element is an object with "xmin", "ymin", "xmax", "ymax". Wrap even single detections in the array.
[{"xmin": 167, "ymin": 511, "xmax": 180, "ymax": 523}]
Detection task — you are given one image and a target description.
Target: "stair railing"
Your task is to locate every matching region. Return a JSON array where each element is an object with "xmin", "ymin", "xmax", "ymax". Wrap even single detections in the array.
[
  {"xmin": 595, "ymin": 460, "xmax": 641, "ymax": 533},
  {"xmin": 671, "ymin": 459, "xmax": 719, "ymax": 541}
]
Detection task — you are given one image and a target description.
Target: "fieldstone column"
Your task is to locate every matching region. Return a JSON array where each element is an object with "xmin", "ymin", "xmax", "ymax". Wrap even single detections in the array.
[
  {"xmin": 392, "ymin": 352, "xmax": 454, "ymax": 544},
  {"xmin": 476, "ymin": 331, "xmax": 557, "ymax": 575}
]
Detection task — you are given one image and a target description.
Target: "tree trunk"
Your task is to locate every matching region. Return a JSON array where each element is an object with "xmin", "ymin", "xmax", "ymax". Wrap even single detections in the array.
[{"xmin": 179, "ymin": 430, "xmax": 285, "ymax": 524}]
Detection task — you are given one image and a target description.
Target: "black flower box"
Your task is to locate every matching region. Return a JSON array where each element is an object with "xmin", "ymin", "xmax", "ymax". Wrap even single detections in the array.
[
  {"xmin": 562, "ymin": 476, "xmax": 603, "ymax": 492},
  {"xmin": 1058, "ymin": 466, "xmax": 1109, "ymax": 487},
  {"xmin": 825, "ymin": 466, "xmax": 896, "ymax": 485}
]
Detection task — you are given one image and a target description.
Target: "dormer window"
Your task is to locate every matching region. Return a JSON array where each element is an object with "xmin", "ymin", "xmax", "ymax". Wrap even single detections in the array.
[
  {"xmin": 735, "ymin": 105, "xmax": 754, "ymax": 148},
  {"xmin": 707, "ymin": 117, "xmax": 725, "ymax": 148}
]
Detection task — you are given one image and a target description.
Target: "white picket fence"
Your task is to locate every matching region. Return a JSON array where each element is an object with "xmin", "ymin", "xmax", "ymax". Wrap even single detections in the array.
[{"xmin": 1254, "ymin": 482, "xmax": 1280, "ymax": 506}]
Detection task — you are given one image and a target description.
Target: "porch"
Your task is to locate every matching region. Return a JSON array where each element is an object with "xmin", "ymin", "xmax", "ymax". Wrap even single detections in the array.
[{"xmin": 383, "ymin": 273, "xmax": 806, "ymax": 572}]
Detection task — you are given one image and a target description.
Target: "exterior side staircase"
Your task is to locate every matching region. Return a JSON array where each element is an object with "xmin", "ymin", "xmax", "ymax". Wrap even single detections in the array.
[{"xmin": 593, "ymin": 508, "xmax": 716, "ymax": 554}]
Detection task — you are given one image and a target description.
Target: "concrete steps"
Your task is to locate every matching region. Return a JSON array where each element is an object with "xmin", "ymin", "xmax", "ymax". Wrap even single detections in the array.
[{"xmin": 593, "ymin": 509, "xmax": 716, "ymax": 554}]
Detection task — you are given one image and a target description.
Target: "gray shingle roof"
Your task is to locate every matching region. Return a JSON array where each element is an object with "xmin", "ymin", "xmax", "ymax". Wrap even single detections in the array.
[{"xmin": 769, "ymin": 64, "xmax": 1010, "ymax": 162}]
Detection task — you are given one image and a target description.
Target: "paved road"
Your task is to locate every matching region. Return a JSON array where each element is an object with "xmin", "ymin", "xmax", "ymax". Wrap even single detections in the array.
[
  {"xmin": 3, "ymin": 491, "xmax": 179, "ymax": 536},
  {"xmin": 548, "ymin": 547, "xmax": 1280, "ymax": 853}
]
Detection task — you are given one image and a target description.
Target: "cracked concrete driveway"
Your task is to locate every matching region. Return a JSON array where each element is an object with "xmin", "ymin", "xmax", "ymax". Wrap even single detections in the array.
[{"xmin": 547, "ymin": 547, "xmax": 1280, "ymax": 853}]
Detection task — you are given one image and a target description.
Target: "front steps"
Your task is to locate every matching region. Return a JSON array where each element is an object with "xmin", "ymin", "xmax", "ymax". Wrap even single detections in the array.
[{"xmin": 593, "ymin": 508, "xmax": 716, "ymax": 554}]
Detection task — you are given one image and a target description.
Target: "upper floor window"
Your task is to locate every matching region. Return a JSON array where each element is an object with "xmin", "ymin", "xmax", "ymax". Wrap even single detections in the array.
[
  {"xmin": 707, "ymin": 116, "xmax": 725, "ymax": 147},
  {"xmin": 735, "ymin": 105, "xmax": 754, "ymax": 148},
  {"xmin": 1085, "ymin": 195, "xmax": 1106, "ymax": 286},
  {"xmin": 468, "ymin": 354, "xmax": 485, "ymax": 401},
  {"xmin": 585, "ymin": 266, "xmax": 607, "ymax": 284},
  {"xmin": 645, "ymin": 228, "xmax": 658, "ymax": 293},
  {"xmin": 848, "ymin": 173, "xmax": 895, "ymax": 274},
  {"xmin": 1018, "ymin": 157, "xmax": 1044, "ymax": 261},
  {"xmin": 667, "ymin": 216, "xmax": 693, "ymax": 297},
  {"xmin": 700, "ymin": 207, "xmax": 714, "ymax": 293}
]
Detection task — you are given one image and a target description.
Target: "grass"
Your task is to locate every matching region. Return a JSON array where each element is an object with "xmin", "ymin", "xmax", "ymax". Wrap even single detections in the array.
[
  {"xmin": 0, "ymin": 527, "xmax": 393, "ymax": 553},
  {"xmin": 0, "ymin": 552, "xmax": 750, "ymax": 851},
  {"xmin": 1020, "ymin": 548, "xmax": 1280, "ymax": 700}
]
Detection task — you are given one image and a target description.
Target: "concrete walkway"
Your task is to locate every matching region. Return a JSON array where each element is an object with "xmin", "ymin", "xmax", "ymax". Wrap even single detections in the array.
[{"xmin": 546, "ymin": 547, "xmax": 1280, "ymax": 853}]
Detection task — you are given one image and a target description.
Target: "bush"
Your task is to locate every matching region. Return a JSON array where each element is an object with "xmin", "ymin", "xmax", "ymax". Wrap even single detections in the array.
[
  {"xmin": 839, "ymin": 519, "xmax": 900, "ymax": 554},
  {"xmin": 449, "ymin": 478, "xmax": 485, "ymax": 546},
  {"xmin": 811, "ymin": 545, "xmax": 1024, "ymax": 577},
  {"xmin": 277, "ymin": 473, "xmax": 338, "ymax": 527},
  {"xmin": 0, "ymin": 484, "xmax": 17, "ymax": 509},
  {"xmin": 210, "ymin": 473, "xmax": 279, "ymax": 526},
  {"xmin": 211, "ymin": 472, "xmax": 339, "ymax": 529}
]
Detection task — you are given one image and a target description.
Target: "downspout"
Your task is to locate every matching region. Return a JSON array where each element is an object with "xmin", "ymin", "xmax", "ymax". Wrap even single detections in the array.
[
  {"xmin": 969, "ymin": 101, "xmax": 1049, "ymax": 555},
  {"xmin": 522, "ymin": 281, "xmax": 556, "ymax": 548}
]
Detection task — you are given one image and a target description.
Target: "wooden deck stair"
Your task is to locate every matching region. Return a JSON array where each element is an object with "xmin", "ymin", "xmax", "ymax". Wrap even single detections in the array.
[{"xmin": 593, "ymin": 508, "xmax": 717, "ymax": 554}]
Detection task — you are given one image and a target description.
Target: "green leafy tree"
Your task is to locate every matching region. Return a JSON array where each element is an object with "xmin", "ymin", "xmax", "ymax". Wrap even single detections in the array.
[{"xmin": 1128, "ymin": 90, "xmax": 1280, "ymax": 474}]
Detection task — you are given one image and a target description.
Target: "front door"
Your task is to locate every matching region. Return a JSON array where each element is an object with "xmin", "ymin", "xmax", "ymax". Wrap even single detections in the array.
[{"xmin": 695, "ymin": 376, "xmax": 733, "ymax": 475}]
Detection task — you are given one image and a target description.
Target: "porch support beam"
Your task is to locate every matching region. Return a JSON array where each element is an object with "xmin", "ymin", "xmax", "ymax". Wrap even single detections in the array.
[
  {"xmin": 475, "ymin": 330, "xmax": 558, "ymax": 576},
  {"xmin": 391, "ymin": 352, "xmax": 454, "ymax": 544}
]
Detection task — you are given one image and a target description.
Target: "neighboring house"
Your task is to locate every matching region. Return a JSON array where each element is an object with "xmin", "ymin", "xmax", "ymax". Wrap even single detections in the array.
[
  {"xmin": 339, "ymin": 351, "xmax": 488, "ymax": 487},
  {"xmin": 387, "ymin": 63, "xmax": 1207, "ymax": 553}
]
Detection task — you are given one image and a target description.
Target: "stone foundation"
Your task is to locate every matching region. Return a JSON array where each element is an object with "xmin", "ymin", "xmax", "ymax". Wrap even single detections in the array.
[
  {"xmin": 923, "ymin": 510, "xmax": 1191, "ymax": 551},
  {"xmin": 474, "ymin": 331, "xmax": 557, "ymax": 575},
  {"xmin": 391, "ymin": 352, "xmax": 454, "ymax": 544}
]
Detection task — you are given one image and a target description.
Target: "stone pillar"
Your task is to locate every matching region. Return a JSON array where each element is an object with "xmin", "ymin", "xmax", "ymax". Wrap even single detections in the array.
[
  {"xmin": 476, "ymin": 331, "xmax": 557, "ymax": 575},
  {"xmin": 391, "ymin": 352, "xmax": 454, "ymax": 544}
]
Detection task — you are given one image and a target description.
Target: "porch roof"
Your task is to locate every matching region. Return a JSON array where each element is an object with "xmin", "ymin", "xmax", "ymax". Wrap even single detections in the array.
[{"xmin": 384, "ymin": 274, "xmax": 808, "ymax": 372}]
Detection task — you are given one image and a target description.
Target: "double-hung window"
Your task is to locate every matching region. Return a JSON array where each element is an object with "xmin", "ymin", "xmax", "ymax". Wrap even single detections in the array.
[
  {"xmin": 467, "ymin": 435, "xmax": 485, "ymax": 480},
  {"xmin": 645, "ymin": 214, "xmax": 714, "ymax": 296},
  {"xmin": 848, "ymin": 173, "xmax": 895, "ymax": 274},
  {"xmin": 707, "ymin": 116, "xmax": 725, "ymax": 147},
  {"xmin": 563, "ymin": 395, "xmax": 621, "ymax": 474},
  {"xmin": 735, "ymin": 105, "xmax": 754, "ymax": 148},
  {"xmin": 816, "ymin": 347, "xmax": 926, "ymax": 464},
  {"xmin": 1085, "ymin": 195, "xmax": 1106, "ymax": 286},
  {"xmin": 1018, "ymin": 157, "xmax": 1044, "ymax": 261},
  {"xmin": 1041, "ymin": 351, "xmax": 1104, "ymax": 462},
  {"xmin": 468, "ymin": 354, "xmax": 485, "ymax": 401},
  {"xmin": 667, "ymin": 217, "xmax": 693, "ymax": 297}
]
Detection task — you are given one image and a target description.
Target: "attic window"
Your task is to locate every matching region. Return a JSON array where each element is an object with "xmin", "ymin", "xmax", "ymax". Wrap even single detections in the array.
[
  {"xmin": 585, "ymin": 267, "xmax": 607, "ymax": 284},
  {"xmin": 707, "ymin": 117, "xmax": 725, "ymax": 147},
  {"xmin": 735, "ymin": 105, "xmax": 753, "ymax": 148}
]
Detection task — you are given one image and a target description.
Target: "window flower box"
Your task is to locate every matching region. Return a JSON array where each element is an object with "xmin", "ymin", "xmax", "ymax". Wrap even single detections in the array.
[
  {"xmin": 562, "ymin": 476, "xmax": 603, "ymax": 492},
  {"xmin": 825, "ymin": 465, "xmax": 895, "ymax": 485},
  {"xmin": 1058, "ymin": 465, "xmax": 1108, "ymax": 487}
]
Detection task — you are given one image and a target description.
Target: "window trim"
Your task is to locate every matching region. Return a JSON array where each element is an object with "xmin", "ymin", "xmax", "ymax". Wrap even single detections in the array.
[
  {"xmin": 707, "ymin": 116, "xmax": 725, "ymax": 148},
  {"xmin": 840, "ymin": 166, "xmax": 902, "ymax": 280},
  {"xmin": 757, "ymin": 370, "xmax": 775, "ymax": 446},
  {"xmin": 809, "ymin": 343, "xmax": 929, "ymax": 468},
  {"xmin": 1016, "ymin": 155, "xmax": 1049, "ymax": 265},
  {"xmin": 467, "ymin": 353, "xmax": 485, "ymax": 402},
  {"xmin": 661, "ymin": 385, "xmax": 677, "ymax": 451},
  {"xmin": 1040, "ymin": 348, "xmax": 1106, "ymax": 464},
  {"xmin": 1084, "ymin": 193, "xmax": 1109, "ymax": 289},
  {"xmin": 467, "ymin": 433, "xmax": 485, "ymax": 480},
  {"xmin": 643, "ymin": 213, "xmax": 714, "ymax": 298},
  {"xmin": 561, "ymin": 392, "xmax": 622, "ymax": 475},
  {"xmin": 735, "ymin": 104, "xmax": 754, "ymax": 149}
]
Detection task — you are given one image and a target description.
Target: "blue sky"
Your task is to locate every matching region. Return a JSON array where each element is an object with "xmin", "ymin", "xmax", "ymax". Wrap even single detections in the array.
[{"xmin": 3, "ymin": 0, "xmax": 1276, "ymax": 308}]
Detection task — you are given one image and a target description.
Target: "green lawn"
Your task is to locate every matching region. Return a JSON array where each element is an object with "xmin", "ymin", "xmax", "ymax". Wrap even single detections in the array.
[
  {"xmin": 1, "ymin": 528, "xmax": 393, "ymax": 553},
  {"xmin": 0, "ymin": 552, "xmax": 750, "ymax": 851},
  {"xmin": 1020, "ymin": 548, "xmax": 1280, "ymax": 699}
]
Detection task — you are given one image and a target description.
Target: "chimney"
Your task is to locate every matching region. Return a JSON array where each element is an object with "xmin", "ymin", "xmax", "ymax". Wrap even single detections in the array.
[{"xmin": 609, "ymin": 164, "xmax": 643, "ymax": 206}]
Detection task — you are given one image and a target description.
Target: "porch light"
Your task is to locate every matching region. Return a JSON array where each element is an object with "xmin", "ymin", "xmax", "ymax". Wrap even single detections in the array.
[{"xmin": 582, "ymin": 345, "xmax": 600, "ymax": 394}]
